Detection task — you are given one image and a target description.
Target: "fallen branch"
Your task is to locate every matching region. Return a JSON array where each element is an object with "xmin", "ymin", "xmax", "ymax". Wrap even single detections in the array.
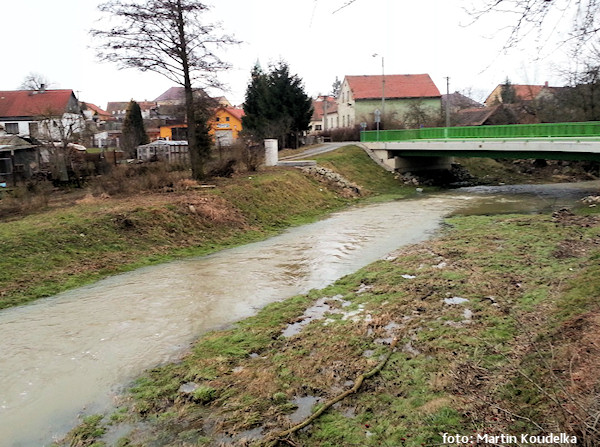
[{"xmin": 262, "ymin": 338, "xmax": 399, "ymax": 446}]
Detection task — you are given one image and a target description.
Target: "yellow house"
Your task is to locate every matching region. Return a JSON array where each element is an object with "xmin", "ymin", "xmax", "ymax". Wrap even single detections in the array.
[
  {"xmin": 159, "ymin": 124, "xmax": 188, "ymax": 140},
  {"xmin": 209, "ymin": 107, "xmax": 245, "ymax": 147},
  {"xmin": 158, "ymin": 107, "xmax": 244, "ymax": 146}
]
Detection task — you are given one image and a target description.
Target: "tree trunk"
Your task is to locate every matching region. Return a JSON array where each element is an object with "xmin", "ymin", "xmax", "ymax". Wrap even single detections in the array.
[{"xmin": 176, "ymin": 0, "xmax": 205, "ymax": 181}]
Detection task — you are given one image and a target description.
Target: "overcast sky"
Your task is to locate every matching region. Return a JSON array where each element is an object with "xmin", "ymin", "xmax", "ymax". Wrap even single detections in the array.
[{"xmin": 1, "ymin": 0, "xmax": 574, "ymax": 109}]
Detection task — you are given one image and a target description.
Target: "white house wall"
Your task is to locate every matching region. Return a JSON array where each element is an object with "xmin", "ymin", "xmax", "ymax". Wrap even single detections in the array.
[
  {"xmin": 0, "ymin": 113, "xmax": 84, "ymax": 141},
  {"xmin": 336, "ymin": 79, "xmax": 355, "ymax": 128},
  {"xmin": 0, "ymin": 121, "xmax": 31, "ymax": 136}
]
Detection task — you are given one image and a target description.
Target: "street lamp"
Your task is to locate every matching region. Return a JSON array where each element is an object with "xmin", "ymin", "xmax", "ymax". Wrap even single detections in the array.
[{"xmin": 372, "ymin": 53, "xmax": 385, "ymax": 127}]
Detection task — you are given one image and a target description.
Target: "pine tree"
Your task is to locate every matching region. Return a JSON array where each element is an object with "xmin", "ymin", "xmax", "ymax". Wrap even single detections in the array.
[
  {"xmin": 121, "ymin": 100, "xmax": 149, "ymax": 158},
  {"xmin": 242, "ymin": 61, "xmax": 313, "ymax": 149},
  {"xmin": 500, "ymin": 78, "xmax": 518, "ymax": 104},
  {"xmin": 242, "ymin": 63, "xmax": 272, "ymax": 140}
]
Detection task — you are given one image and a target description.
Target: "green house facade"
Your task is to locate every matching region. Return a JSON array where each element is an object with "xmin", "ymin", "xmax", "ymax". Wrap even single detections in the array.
[{"xmin": 336, "ymin": 74, "xmax": 442, "ymax": 129}]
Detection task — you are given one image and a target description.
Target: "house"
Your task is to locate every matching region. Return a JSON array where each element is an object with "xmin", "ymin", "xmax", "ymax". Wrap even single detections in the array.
[
  {"xmin": 0, "ymin": 88, "xmax": 84, "ymax": 140},
  {"xmin": 159, "ymin": 123, "xmax": 188, "ymax": 141},
  {"xmin": 81, "ymin": 102, "xmax": 111, "ymax": 123},
  {"xmin": 336, "ymin": 74, "xmax": 441, "ymax": 128},
  {"xmin": 454, "ymin": 104, "xmax": 520, "ymax": 127},
  {"xmin": 442, "ymin": 91, "xmax": 483, "ymax": 115},
  {"xmin": 154, "ymin": 87, "xmax": 186, "ymax": 106},
  {"xmin": 0, "ymin": 133, "xmax": 41, "ymax": 181},
  {"xmin": 106, "ymin": 101, "xmax": 157, "ymax": 120},
  {"xmin": 309, "ymin": 96, "xmax": 338, "ymax": 135},
  {"xmin": 214, "ymin": 96, "xmax": 233, "ymax": 107},
  {"xmin": 159, "ymin": 105, "xmax": 245, "ymax": 147},
  {"xmin": 484, "ymin": 82, "xmax": 557, "ymax": 107},
  {"xmin": 209, "ymin": 107, "xmax": 245, "ymax": 147}
]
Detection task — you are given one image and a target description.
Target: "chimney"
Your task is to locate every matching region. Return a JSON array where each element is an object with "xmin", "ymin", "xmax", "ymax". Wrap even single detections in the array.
[
  {"xmin": 544, "ymin": 81, "xmax": 549, "ymax": 87},
  {"xmin": 39, "ymin": 84, "xmax": 46, "ymax": 93}
]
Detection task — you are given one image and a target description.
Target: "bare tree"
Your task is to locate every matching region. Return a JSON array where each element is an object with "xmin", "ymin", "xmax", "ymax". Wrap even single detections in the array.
[
  {"xmin": 469, "ymin": 0, "xmax": 600, "ymax": 51},
  {"xmin": 36, "ymin": 106, "xmax": 86, "ymax": 183},
  {"xmin": 92, "ymin": 0, "xmax": 238, "ymax": 180},
  {"xmin": 19, "ymin": 72, "xmax": 53, "ymax": 90}
]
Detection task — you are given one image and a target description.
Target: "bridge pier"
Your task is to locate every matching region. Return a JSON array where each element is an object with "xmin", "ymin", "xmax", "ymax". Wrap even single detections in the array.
[
  {"xmin": 393, "ymin": 155, "xmax": 454, "ymax": 173},
  {"xmin": 370, "ymin": 147, "xmax": 454, "ymax": 173}
]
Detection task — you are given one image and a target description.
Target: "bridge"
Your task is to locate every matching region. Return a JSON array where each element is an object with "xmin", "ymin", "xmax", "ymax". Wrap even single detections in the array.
[{"xmin": 360, "ymin": 122, "xmax": 600, "ymax": 172}]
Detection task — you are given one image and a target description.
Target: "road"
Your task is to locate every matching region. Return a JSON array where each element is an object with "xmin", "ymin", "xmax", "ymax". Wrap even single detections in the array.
[{"xmin": 279, "ymin": 142, "xmax": 358, "ymax": 160}]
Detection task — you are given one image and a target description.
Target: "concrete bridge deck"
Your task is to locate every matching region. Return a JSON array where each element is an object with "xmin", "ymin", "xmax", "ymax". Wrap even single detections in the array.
[{"xmin": 360, "ymin": 123, "xmax": 600, "ymax": 172}]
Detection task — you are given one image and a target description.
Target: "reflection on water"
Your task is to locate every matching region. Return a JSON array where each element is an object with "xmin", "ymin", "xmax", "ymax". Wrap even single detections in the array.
[{"xmin": 0, "ymin": 181, "xmax": 598, "ymax": 446}]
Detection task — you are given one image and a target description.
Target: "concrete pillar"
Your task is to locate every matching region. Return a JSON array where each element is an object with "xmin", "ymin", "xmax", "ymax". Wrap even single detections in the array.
[{"xmin": 264, "ymin": 139, "xmax": 278, "ymax": 166}]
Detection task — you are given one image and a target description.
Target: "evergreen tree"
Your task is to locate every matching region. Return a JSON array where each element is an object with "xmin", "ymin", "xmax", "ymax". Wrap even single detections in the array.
[
  {"xmin": 331, "ymin": 76, "xmax": 342, "ymax": 97},
  {"xmin": 242, "ymin": 61, "xmax": 313, "ymax": 149},
  {"xmin": 500, "ymin": 78, "xmax": 518, "ymax": 104},
  {"xmin": 121, "ymin": 100, "xmax": 149, "ymax": 158},
  {"xmin": 242, "ymin": 63, "xmax": 272, "ymax": 141}
]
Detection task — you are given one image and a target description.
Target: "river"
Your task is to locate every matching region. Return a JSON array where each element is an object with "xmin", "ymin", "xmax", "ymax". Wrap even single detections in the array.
[{"xmin": 1, "ymin": 181, "xmax": 598, "ymax": 446}]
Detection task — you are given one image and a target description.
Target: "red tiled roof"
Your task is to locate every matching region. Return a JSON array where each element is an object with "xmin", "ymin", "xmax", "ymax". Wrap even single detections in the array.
[
  {"xmin": 512, "ymin": 85, "xmax": 545, "ymax": 101},
  {"xmin": 225, "ymin": 107, "xmax": 245, "ymax": 121},
  {"xmin": 82, "ymin": 102, "xmax": 110, "ymax": 119},
  {"xmin": 346, "ymin": 74, "xmax": 440, "ymax": 100},
  {"xmin": 312, "ymin": 97, "xmax": 337, "ymax": 120},
  {"xmin": 0, "ymin": 90, "xmax": 76, "ymax": 118},
  {"xmin": 485, "ymin": 84, "xmax": 557, "ymax": 105}
]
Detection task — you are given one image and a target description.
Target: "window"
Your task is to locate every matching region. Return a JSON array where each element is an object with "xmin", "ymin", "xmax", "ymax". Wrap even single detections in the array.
[
  {"xmin": 5, "ymin": 123, "xmax": 19, "ymax": 134},
  {"xmin": 216, "ymin": 117, "xmax": 221, "ymax": 122},
  {"xmin": 29, "ymin": 122, "xmax": 39, "ymax": 137},
  {"xmin": 0, "ymin": 158, "xmax": 12, "ymax": 175},
  {"xmin": 225, "ymin": 116, "xmax": 230, "ymax": 122}
]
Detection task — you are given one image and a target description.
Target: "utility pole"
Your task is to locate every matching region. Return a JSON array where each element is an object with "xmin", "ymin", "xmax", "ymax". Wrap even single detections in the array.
[
  {"xmin": 445, "ymin": 76, "xmax": 451, "ymax": 128},
  {"xmin": 373, "ymin": 54, "xmax": 385, "ymax": 129},
  {"xmin": 323, "ymin": 96, "xmax": 328, "ymax": 132},
  {"xmin": 381, "ymin": 56, "xmax": 385, "ymax": 129}
]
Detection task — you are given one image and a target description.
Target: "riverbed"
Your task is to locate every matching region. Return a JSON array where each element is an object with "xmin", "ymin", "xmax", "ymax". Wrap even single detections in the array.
[{"xmin": 1, "ymin": 181, "xmax": 598, "ymax": 446}]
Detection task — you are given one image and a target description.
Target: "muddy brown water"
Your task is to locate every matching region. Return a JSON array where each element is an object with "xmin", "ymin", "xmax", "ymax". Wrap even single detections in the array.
[{"xmin": 1, "ymin": 181, "xmax": 599, "ymax": 446}]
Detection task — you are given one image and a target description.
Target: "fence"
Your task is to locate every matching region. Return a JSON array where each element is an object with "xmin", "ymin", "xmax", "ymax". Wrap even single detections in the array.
[{"xmin": 360, "ymin": 122, "xmax": 600, "ymax": 142}]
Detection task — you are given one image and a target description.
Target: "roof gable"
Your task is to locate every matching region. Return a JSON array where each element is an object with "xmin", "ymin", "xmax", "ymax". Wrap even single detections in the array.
[
  {"xmin": 82, "ymin": 102, "xmax": 110, "ymax": 118},
  {"xmin": 485, "ymin": 84, "xmax": 555, "ymax": 105},
  {"xmin": 106, "ymin": 101, "xmax": 157, "ymax": 114},
  {"xmin": 217, "ymin": 107, "xmax": 245, "ymax": 122},
  {"xmin": 225, "ymin": 107, "xmax": 245, "ymax": 121},
  {"xmin": 312, "ymin": 97, "xmax": 337, "ymax": 120},
  {"xmin": 0, "ymin": 90, "xmax": 77, "ymax": 118},
  {"xmin": 154, "ymin": 87, "xmax": 185, "ymax": 102},
  {"xmin": 345, "ymin": 74, "xmax": 440, "ymax": 100}
]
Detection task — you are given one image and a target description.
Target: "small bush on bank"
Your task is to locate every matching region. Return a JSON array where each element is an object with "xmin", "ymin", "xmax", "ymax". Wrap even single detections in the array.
[
  {"xmin": 90, "ymin": 162, "xmax": 190, "ymax": 196},
  {"xmin": 321, "ymin": 125, "xmax": 362, "ymax": 142},
  {"xmin": 0, "ymin": 180, "xmax": 53, "ymax": 218}
]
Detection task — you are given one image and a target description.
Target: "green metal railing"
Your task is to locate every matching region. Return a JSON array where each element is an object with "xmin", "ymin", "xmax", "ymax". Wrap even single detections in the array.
[{"xmin": 360, "ymin": 122, "xmax": 600, "ymax": 142}]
